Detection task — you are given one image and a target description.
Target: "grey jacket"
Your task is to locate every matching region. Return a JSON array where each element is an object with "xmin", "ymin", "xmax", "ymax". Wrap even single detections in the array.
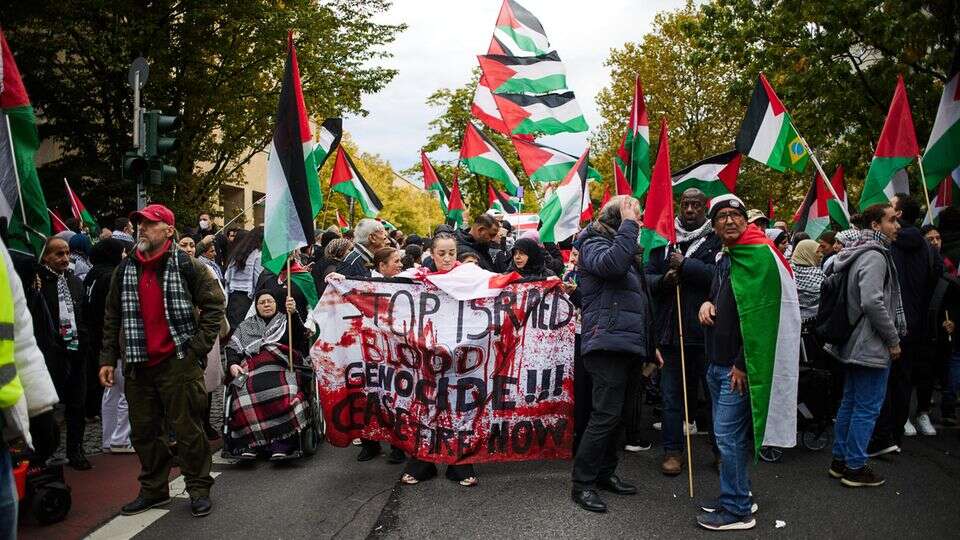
[{"xmin": 827, "ymin": 241, "xmax": 902, "ymax": 368}]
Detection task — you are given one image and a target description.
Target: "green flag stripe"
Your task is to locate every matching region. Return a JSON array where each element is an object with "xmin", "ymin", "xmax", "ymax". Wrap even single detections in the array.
[
  {"xmin": 859, "ymin": 155, "xmax": 914, "ymax": 210},
  {"xmin": 514, "ymin": 116, "xmax": 589, "ymax": 136},
  {"xmin": 495, "ymin": 74, "xmax": 567, "ymax": 95},
  {"xmin": 464, "ymin": 156, "xmax": 517, "ymax": 187},
  {"xmin": 922, "ymin": 121, "xmax": 960, "ymax": 191}
]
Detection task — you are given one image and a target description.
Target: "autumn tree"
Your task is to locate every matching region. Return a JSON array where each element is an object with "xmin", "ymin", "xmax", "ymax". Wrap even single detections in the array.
[{"xmin": 1, "ymin": 0, "xmax": 404, "ymax": 221}]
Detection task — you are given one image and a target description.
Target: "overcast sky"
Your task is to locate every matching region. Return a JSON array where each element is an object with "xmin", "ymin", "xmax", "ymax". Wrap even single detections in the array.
[{"xmin": 345, "ymin": 0, "xmax": 686, "ymax": 181}]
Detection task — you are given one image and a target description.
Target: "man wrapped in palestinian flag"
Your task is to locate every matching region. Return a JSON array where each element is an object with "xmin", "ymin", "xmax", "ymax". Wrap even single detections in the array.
[{"xmin": 696, "ymin": 193, "xmax": 800, "ymax": 531}]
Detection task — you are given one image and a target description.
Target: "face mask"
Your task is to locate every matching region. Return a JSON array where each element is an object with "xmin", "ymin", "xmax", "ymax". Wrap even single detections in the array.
[{"xmin": 199, "ymin": 219, "xmax": 209, "ymax": 229}]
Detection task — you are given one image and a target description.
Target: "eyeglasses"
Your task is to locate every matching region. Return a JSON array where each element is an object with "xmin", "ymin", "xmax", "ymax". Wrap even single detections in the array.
[{"xmin": 714, "ymin": 212, "xmax": 745, "ymax": 223}]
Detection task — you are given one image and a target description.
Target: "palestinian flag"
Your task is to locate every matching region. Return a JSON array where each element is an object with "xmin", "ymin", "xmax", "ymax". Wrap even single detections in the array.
[
  {"xmin": 924, "ymin": 166, "xmax": 960, "ymax": 226},
  {"xmin": 601, "ymin": 184, "xmax": 612, "ymax": 207},
  {"xmin": 379, "ymin": 218, "xmax": 397, "ymax": 232},
  {"xmin": 727, "ymin": 224, "xmax": 801, "ymax": 456},
  {"xmin": 261, "ymin": 35, "xmax": 315, "ymax": 274},
  {"xmin": 472, "ymin": 75, "xmax": 511, "ymax": 135},
  {"xmin": 460, "ymin": 122, "xmax": 520, "ymax": 195},
  {"xmin": 613, "ymin": 154, "xmax": 631, "ymax": 195},
  {"xmin": 922, "ymin": 48, "xmax": 960, "ymax": 193},
  {"xmin": 671, "ymin": 151, "xmax": 742, "ymax": 198},
  {"xmin": 285, "ymin": 260, "xmax": 319, "ymax": 310},
  {"xmin": 493, "ymin": 92, "xmax": 588, "ymax": 135},
  {"xmin": 860, "ymin": 75, "xmax": 919, "ymax": 210},
  {"xmin": 330, "ymin": 146, "xmax": 383, "ymax": 218},
  {"xmin": 446, "ymin": 170, "xmax": 466, "ymax": 228},
  {"xmin": 487, "ymin": 183, "xmax": 517, "ymax": 214},
  {"xmin": 335, "ymin": 209, "xmax": 349, "ymax": 232},
  {"xmin": 487, "ymin": 0, "xmax": 552, "ymax": 57},
  {"xmin": 538, "ymin": 148, "xmax": 589, "ymax": 243},
  {"xmin": 826, "ymin": 165, "xmax": 850, "ymax": 229},
  {"xmin": 0, "ymin": 29, "xmax": 50, "ymax": 256},
  {"xmin": 64, "ymin": 178, "xmax": 97, "ymax": 233},
  {"xmin": 512, "ymin": 137, "xmax": 600, "ymax": 183},
  {"xmin": 421, "ymin": 150, "xmax": 450, "ymax": 213},
  {"xmin": 614, "ymin": 76, "xmax": 652, "ymax": 197},
  {"xmin": 478, "ymin": 52, "xmax": 567, "ymax": 95},
  {"xmin": 505, "ymin": 212, "xmax": 539, "ymax": 232},
  {"xmin": 47, "ymin": 208, "xmax": 67, "ymax": 234},
  {"xmin": 579, "ymin": 194, "xmax": 594, "ymax": 223},
  {"xmin": 640, "ymin": 118, "xmax": 676, "ymax": 257},
  {"xmin": 792, "ymin": 171, "xmax": 832, "ymax": 241},
  {"xmin": 735, "ymin": 73, "xmax": 809, "ymax": 173},
  {"xmin": 307, "ymin": 117, "xmax": 343, "ymax": 215}
]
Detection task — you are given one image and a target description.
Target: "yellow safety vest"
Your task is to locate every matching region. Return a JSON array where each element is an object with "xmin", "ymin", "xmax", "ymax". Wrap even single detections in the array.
[{"xmin": 0, "ymin": 249, "xmax": 22, "ymax": 408}]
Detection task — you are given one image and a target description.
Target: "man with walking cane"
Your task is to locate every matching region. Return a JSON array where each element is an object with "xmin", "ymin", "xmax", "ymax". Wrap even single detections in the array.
[
  {"xmin": 697, "ymin": 194, "xmax": 801, "ymax": 531},
  {"xmin": 645, "ymin": 188, "xmax": 721, "ymax": 476}
]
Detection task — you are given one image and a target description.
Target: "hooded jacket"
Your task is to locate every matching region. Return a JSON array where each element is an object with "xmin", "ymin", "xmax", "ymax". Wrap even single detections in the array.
[
  {"xmin": 573, "ymin": 219, "xmax": 653, "ymax": 359},
  {"xmin": 827, "ymin": 234, "xmax": 903, "ymax": 368},
  {"xmin": 455, "ymin": 228, "xmax": 498, "ymax": 272}
]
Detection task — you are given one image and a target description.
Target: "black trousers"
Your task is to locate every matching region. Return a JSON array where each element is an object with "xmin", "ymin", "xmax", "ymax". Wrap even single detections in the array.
[
  {"xmin": 572, "ymin": 334, "xmax": 592, "ymax": 453},
  {"xmin": 571, "ymin": 350, "xmax": 635, "ymax": 491},
  {"xmin": 403, "ymin": 458, "xmax": 475, "ymax": 482},
  {"xmin": 872, "ymin": 344, "xmax": 916, "ymax": 446},
  {"xmin": 49, "ymin": 350, "xmax": 86, "ymax": 455}
]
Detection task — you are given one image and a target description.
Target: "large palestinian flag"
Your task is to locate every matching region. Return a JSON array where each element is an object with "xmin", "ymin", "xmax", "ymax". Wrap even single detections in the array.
[
  {"xmin": 538, "ymin": 148, "xmax": 589, "ymax": 243},
  {"xmin": 330, "ymin": 146, "xmax": 382, "ymax": 218},
  {"xmin": 421, "ymin": 150, "xmax": 450, "ymax": 214},
  {"xmin": 735, "ymin": 73, "xmax": 809, "ymax": 173},
  {"xmin": 512, "ymin": 137, "xmax": 600, "ymax": 182},
  {"xmin": 493, "ymin": 92, "xmax": 588, "ymax": 135},
  {"xmin": 640, "ymin": 118, "xmax": 675, "ymax": 258},
  {"xmin": 860, "ymin": 75, "xmax": 919, "ymax": 210},
  {"xmin": 487, "ymin": 0, "xmax": 552, "ymax": 57},
  {"xmin": 924, "ymin": 166, "xmax": 960, "ymax": 226},
  {"xmin": 671, "ymin": 150, "xmax": 742, "ymax": 198},
  {"xmin": 922, "ymin": 48, "xmax": 960, "ymax": 194},
  {"xmin": 0, "ymin": 29, "xmax": 50, "ymax": 256},
  {"xmin": 727, "ymin": 224, "xmax": 801, "ymax": 456},
  {"xmin": 478, "ymin": 52, "xmax": 567, "ymax": 95},
  {"xmin": 614, "ymin": 76, "xmax": 651, "ymax": 197},
  {"xmin": 307, "ymin": 118, "xmax": 343, "ymax": 215},
  {"xmin": 262, "ymin": 35, "xmax": 315, "ymax": 274},
  {"xmin": 460, "ymin": 122, "xmax": 520, "ymax": 195}
]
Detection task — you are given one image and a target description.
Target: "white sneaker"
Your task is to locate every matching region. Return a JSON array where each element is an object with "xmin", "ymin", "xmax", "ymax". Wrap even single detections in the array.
[
  {"xmin": 110, "ymin": 444, "xmax": 135, "ymax": 454},
  {"xmin": 916, "ymin": 413, "xmax": 937, "ymax": 436},
  {"xmin": 903, "ymin": 419, "xmax": 917, "ymax": 437},
  {"xmin": 653, "ymin": 422, "xmax": 662, "ymax": 431}
]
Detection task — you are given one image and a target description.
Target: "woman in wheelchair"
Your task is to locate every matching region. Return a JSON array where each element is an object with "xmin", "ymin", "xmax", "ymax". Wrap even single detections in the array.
[{"xmin": 225, "ymin": 289, "xmax": 311, "ymax": 461}]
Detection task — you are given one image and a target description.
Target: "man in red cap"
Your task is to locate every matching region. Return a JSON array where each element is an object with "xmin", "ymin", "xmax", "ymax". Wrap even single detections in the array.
[{"xmin": 98, "ymin": 204, "xmax": 226, "ymax": 518}]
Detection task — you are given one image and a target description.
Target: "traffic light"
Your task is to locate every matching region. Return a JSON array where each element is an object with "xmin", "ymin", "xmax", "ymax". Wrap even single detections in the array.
[
  {"xmin": 123, "ymin": 150, "xmax": 147, "ymax": 182},
  {"xmin": 142, "ymin": 110, "xmax": 179, "ymax": 184}
]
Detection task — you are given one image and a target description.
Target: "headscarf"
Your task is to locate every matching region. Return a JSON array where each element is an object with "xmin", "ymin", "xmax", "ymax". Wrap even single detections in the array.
[
  {"xmin": 511, "ymin": 238, "xmax": 547, "ymax": 277},
  {"xmin": 765, "ymin": 228, "xmax": 787, "ymax": 246},
  {"xmin": 791, "ymin": 239, "xmax": 822, "ymax": 267},
  {"xmin": 90, "ymin": 238, "xmax": 126, "ymax": 267},
  {"xmin": 519, "ymin": 230, "xmax": 540, "ymax": 242},
  {"xmin": 68, "ymin": 233, "xmax": 92, "ymax": 257},
  {"xmin": 227, "ymin": 290, "xmax": 287, "ymax": 358}
]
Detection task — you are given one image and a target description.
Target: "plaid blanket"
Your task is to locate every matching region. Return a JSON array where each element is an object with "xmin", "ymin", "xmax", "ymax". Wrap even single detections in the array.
[{"xmin": 227, "ymin": 344, "xmax": 308, "ymax": 448}]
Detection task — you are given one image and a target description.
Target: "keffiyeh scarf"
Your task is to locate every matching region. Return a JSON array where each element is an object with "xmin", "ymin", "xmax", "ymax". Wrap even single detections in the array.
[
  {"xmin": 51, "ymin": 270, "xmax": 78, "ymax": 351},
  {"xmin": 674, "ymin": 218, "xmax": 712, "ymax": 257}
]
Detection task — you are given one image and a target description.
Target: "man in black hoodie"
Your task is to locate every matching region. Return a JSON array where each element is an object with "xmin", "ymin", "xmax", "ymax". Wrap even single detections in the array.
[
  {"xmin": 869, "ymin": 194, "xmax": 942, "ymax": 456},
  {"xmin": 455, "ymin": 214, "xmax": 501, "ymax": 272}
]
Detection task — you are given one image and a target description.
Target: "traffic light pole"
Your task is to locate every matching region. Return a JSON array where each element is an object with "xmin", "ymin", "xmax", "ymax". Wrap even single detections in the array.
[{"xmin": 133, "ymin": 71, "xmax": 146, "ymax": 210}]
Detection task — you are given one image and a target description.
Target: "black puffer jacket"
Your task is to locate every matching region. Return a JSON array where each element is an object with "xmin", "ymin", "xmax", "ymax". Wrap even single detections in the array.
[
  {"xmin": 891, "ymin": 224, "xmax": 942, "ymax": 344},
  {"xmin": 573, "ymin": 219, "xmax": 653, "ymax": 359}
]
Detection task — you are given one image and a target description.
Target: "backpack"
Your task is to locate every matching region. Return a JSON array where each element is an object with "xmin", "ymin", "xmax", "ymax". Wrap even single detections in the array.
[{"xmin": 813, "ymin": 247, "xmax": 886, "ymax": 346}]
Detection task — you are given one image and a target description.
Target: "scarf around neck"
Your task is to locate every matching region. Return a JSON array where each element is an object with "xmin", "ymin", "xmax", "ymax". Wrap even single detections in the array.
[
  {"xmin": 48, "ymin": 268, "xmax": 78, "ymax": 351},
  {"xmin": 674, "ymin": 218, "xmax": 712, "ymax": 257}
]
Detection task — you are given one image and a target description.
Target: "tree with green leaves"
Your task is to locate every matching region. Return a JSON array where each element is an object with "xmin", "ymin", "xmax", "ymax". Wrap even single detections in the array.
[{"xmin": 1, "ymin": 0, "xmax": 404, "ymax": 222}]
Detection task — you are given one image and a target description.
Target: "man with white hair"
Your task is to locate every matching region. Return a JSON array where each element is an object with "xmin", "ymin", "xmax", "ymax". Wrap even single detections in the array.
[{"xmin": 337, "ymin": 218, "xmax": 387, "ymax": 278}]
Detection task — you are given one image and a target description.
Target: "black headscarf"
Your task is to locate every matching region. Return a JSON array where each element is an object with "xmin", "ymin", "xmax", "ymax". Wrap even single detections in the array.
[{"xmin": 511, "ymin": 238, "xmax": 548, "ymax": 277}]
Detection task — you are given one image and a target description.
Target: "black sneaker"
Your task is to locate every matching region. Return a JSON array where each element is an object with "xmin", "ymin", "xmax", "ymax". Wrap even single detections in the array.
[
  {"xmin": 190, "ymin": 496, "xmax": 212, "ymax": 517},
  {"xmin": 841, "ymin": 466, "xmax": 885, "ymax": 487},
  {"xmin": 121, "ymin": 493, "xmax": 172, "ymax": 515},
  {"xmin": 624, "ymin": 439, "xmax": 652, "ymax": 452},
  {"xmin": 828, "ymin": 458, "xmax": 846, "ymax": 479},
  {"xmin": 357, "ymin": 446, "xmax": 381, "ymax": 462},
  {"xmin": 387, "ymin": 447, "xmax": 406, "ymax": 464},
  {"xmin": 697, "ymin": 508, "xmax": 756, "ymax": 531},
  {"xmin": 866, "ymin": 439, "xmax": 900, "ymax": 458},
  {"xmin": 67, "ymin": 453, "xmax": 92, "ymax": 471}
]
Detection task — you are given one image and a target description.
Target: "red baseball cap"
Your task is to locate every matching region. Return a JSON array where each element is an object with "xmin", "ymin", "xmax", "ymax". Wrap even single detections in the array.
[{"xmin": 130, "ymin": 204, "xmax": 175, "ymax": 227}]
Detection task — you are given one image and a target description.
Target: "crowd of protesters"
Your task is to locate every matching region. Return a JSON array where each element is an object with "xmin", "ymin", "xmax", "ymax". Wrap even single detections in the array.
[{"xmin": 1, "ymin": 187, "xmax": 959, "ymax": 534}]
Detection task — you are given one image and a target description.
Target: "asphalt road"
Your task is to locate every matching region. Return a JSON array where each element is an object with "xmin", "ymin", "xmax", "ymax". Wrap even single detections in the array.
[{"xmin": 119, "ymin": 425, "xmax": 960, "ymax": 539}]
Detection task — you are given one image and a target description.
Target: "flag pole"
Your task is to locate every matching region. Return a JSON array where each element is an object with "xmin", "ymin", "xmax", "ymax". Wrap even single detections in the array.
[
  {"xmin": 916, "ymin": 154, "xmax": 933, "ymax": 215},
  {"xmin": 5, "ymin": 115, "xmax": 37, "ymax": 259},
  {"xmin": 349, "ymin": 198, "xmax": 356, "ymax": 228},
  {"xmin": 675, "ymin": 280, "xmax": 695, "ymax": 498},
  {"xmin": 796, "ymin": 134, "xmax": 849, "ymax": 220},
  {"xmin": 286, "ymin": 256, "xmax": 294, "ymax": 371},
  {"xmin": 216, "ymin": 195, "xmax": 266, "ymax": 235}
]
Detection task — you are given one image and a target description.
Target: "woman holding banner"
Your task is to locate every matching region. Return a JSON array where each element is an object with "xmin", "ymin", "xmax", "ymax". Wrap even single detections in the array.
[{"xmin": 400, "ymin": 232, "xmax": 479, "ymax": 487}]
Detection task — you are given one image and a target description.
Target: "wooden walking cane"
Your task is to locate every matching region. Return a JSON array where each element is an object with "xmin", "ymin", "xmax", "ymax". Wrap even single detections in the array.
[
  {"xmin": 286, "ymin": 256, "xmax": 294, "ymax": 371},
  {"xmin": 676, "ymin": 282, "xmax": 695, "ymax": 498}
]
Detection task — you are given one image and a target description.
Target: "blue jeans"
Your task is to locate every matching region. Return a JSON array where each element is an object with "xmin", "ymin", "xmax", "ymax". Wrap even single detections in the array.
[
  {"xmin": 660, "ymin": 345, "xmax": 710, "ymax": 454},
  {"xmin": 833, "ymin": 363, "xmax": 889, "ymax": 470},
  {"xmin": 0, "ymin": 450, "xmax": 16, "ymax": 540},
  {"xmin": 706, "ymin": 363, "xmax": 752, "ymax": 517}
]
